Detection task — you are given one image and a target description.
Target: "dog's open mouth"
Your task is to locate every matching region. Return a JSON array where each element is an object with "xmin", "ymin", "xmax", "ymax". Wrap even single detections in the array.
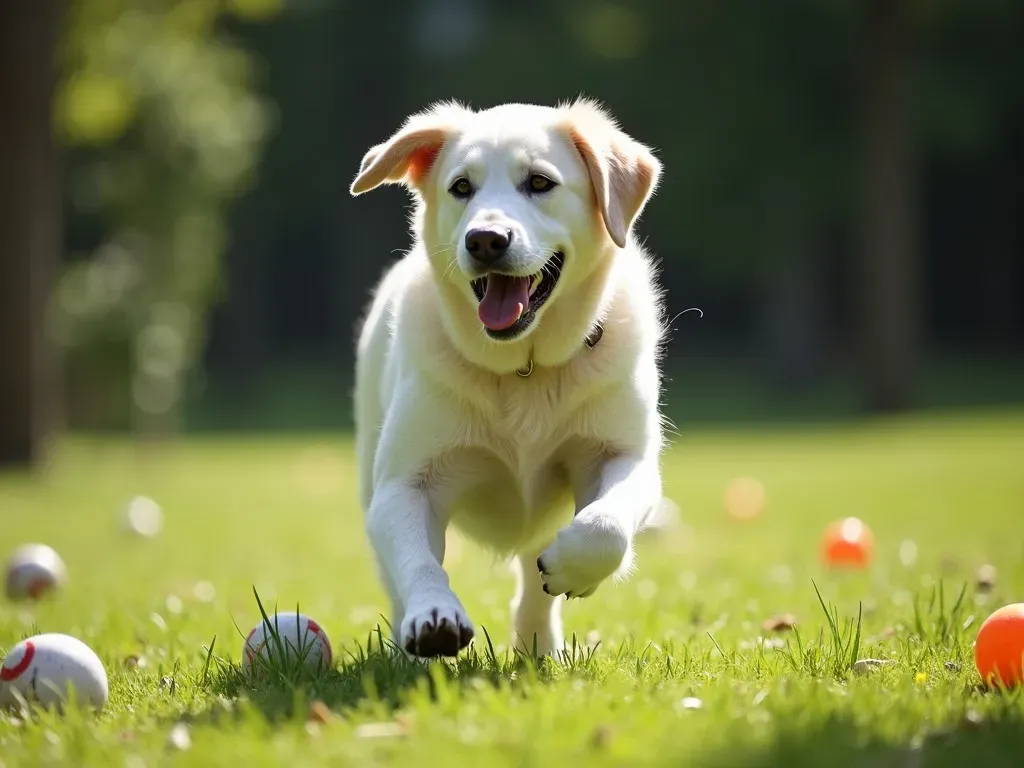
[{"xmin": 471, "ymin": 252, "xmax": 565, "ymax": 339}]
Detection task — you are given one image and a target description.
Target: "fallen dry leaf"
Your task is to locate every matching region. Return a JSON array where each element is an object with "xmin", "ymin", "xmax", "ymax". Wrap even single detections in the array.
[
  {"xmin": 307, "ymin": 700, "xmax": 333, "ymax": 724},
  {"xmin": 761, "ymin": 613, "xmax": 798, "ymax": 632},
  {"xmin": 355, "ymin": 722, "xmax": 406, "ymax": 739},
  {"xmin": 976, "ymin": 564, "xmax": 997, "ymax": 592},
  {"xmin": 853, "ymin": 658, "xmax": 892, "ymax": 675},
  {"xmin": 590, "ymin": 725, "xmax": 614, "ymax": 750},
  {"xmin": 964, "ymin": 710, "xmax": 985, "ymax": 729}
]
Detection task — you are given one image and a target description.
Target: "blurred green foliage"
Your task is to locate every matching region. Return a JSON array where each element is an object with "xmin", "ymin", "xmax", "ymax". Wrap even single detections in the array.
[
  {"xmin": 54, "ymin": 0, "xmax": 280, "ymax": 431},
  {"xmin": 48, "ymin": 0, "xmax": 1023, "ymax": 430},
  {"xmin": 549, "ymin": 0, "xmax": 1020, "ymax": 284}
]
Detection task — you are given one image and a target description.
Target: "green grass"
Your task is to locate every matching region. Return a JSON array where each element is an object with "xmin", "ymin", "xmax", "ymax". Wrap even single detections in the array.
[{"xmin": 2, "ymin": 409, "xmax": 1024, "ymax": 766}]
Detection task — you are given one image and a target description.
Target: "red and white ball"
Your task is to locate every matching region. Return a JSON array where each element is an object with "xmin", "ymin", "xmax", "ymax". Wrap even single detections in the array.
[
  {"xmin": 242, "ymin": 612, "xmax": 332, "ymax": 672},
  {"xmin": 4, "ymin": 544, "xmax": 67, "ymax": 601},
  {"xmin": 0, "ymin": 633, "xmax": 108, "ymax": 711}
]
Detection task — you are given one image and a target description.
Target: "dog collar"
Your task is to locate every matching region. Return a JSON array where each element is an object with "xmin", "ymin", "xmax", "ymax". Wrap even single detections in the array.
[{"xmin": 515, "ymin": 323, "xmax": 604, "ymax": 378}]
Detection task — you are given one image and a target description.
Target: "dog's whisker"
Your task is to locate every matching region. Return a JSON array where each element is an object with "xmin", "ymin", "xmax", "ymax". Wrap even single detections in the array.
[
  {"xmin": 428, "ymin": 244, "xmax": 457, "ymax": 258},
  {"xmin": 424, "ymin": 243, "xmax": 457, "ymax": 264},
  {"xmin": 429, "ymin": 243, "xmax": 462, "ymax": 282}
]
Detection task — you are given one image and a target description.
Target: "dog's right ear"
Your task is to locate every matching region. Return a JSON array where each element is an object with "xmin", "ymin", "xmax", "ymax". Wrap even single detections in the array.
[
  {"xmin": 350, "ymin": 103, "xmax": 466, "ymax": 196},
  {"xmin": 560, "ymin": 98, "xmax": 661, "ymax": 249}
]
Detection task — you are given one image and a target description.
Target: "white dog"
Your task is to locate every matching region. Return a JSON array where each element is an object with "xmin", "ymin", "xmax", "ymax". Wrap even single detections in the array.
[{"xmin": 349, "ymin": 99, "xmax": 666, "ymax": 658}]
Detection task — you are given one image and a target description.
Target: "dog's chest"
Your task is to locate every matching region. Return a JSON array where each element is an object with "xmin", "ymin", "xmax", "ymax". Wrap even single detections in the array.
[
  {"xmin": 433, "ymin": 435, "xmax": 578, "ymax": 552},
  {"xmin": 426, "ymin": 372, "xmax": 602, "ymax": 545},
  {"xmin": 460, "ymin": 403, "xmax": 574, "ymax": 499},
  {"xmin": 471, "ymin": 371, "xmax": 592, "ymax": 469}
]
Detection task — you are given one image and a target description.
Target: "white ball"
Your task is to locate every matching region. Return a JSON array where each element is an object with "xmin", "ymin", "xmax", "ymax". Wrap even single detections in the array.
[
  {"xmin": 123, "ymin": 496, "xmax": 163, "ymax": 538},
  {"xmin": 242, "ymin": 613, "xmax": 332, "ymax": 672},
  {"xmin": 0, "ymin": 633, "xmax": 109, "ymax": 711},
  {"xmin": 5, "ymin": 544, "xmax": 67, "ymax": 601}
]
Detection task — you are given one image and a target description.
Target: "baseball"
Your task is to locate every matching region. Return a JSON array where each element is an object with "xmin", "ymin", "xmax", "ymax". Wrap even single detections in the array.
[
  {"xmin": 242, "ymin": 612, "xmax": 333, "ymax": 672},
  {"xmin": 5, "ymin": 544, "xmax": 68, "ymax": 601},
  {"xmin": 0, "ymin": 633, "xmax": 109, "ymax": 712}
]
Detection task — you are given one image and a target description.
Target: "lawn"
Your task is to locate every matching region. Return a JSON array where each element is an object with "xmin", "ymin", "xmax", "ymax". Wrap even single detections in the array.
[{"xmin": 1, "ymin": 409, "xmax": 1023, "ymax": 766}]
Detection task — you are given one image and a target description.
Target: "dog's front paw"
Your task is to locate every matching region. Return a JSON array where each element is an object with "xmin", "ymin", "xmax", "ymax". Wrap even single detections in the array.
[
  {"xmin": 400, "ymin": 594, "xmax": 475, "ymax": 658},
  {"xmin": 536, "ymin": 516, "xmax": 632, "ymax": 598}
]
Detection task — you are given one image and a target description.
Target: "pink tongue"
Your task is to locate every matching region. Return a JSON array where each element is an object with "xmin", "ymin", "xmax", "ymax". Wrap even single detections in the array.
[{"xmin": 478, "ymin": 275, "xmax": 531, "ymax": 331}]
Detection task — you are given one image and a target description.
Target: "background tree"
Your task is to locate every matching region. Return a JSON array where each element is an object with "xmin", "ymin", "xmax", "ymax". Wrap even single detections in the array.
[
  {"xmin": 55, "ymin": 0, "xmax": 280, "ymax": 434},
  {"xmin": 0, "ymin": 0, "xmax": 61, "ymax": 467},
  {"xmin": 35, "ymin": 0, "xmax": 1024, "ymax": 434}
]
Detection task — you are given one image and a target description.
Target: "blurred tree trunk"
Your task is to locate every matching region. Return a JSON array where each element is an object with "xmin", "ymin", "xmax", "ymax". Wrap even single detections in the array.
[
  {"xmin": 762, "ymin": 249, "xmax": 827, "ymax": 394},
  {"xmin": 0, "ymin": 0, "xmax": 61, "ymax": 466},
  {"xmin": 978, "ymin": 157, "xmax": 1016, "ymax": 351},
  {"xmin": 217, "ymin": 205, "xmax": 271, "ymax": 393},
  {"xmin": 759, "ymin": 199, "xmax": 826, "ymax": 394},
  {"xmin": 330, "ymin": 0, "xmax": 418, "ymax": 372},
  {"xmin": 857, "ymin": 0, "xmax": 920, "ymax": 411}
]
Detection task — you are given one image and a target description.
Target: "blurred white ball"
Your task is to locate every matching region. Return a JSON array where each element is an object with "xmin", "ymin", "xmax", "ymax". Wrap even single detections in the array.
[
  {"xmin": 4, "ymin": 544, "xmax": 67, "ymax": 601},
  {"xmin": 0, "ymin": 633, "xmax": 108, "ymax": 711},
  {"xmin": 242, "ymin": 612, "xmax": 332, "ymax": 672},
  {"xmin": 192, "ymin": 580, "xmax": 216, "ymax": 603},
  {"xmin": 124, "ymin": 496, "xmax": 163, "ymax": 538},
  {"xmin": 899, "ymin": 539, "xmax": 918, "ymax": 567},
  {"xmin": 637, "ymin": 497, "xmax": 682, "ymax": 542}
]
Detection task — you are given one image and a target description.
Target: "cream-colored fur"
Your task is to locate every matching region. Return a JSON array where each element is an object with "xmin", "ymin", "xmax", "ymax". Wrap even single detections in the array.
[{"xmin": 350, "ymin": 99, "xmax": 666, "ymax": 658}]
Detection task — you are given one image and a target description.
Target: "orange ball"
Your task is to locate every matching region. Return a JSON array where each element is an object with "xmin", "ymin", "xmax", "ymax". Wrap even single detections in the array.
[
  {"xmin": 724, "ymin": 477, "xmax": 765, "ymax": 521},
  {"xmin": 975, "ymin": 603, "xmax": 1024, "ymax": 688},
  {"xmin": 821, "ymin": 517, "xmax": 874, "ymax": 568}
]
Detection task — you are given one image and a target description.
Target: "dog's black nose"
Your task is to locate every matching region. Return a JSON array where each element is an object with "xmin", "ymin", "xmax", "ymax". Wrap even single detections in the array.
[{"xmin": 465, "ymin": 227, "xmax": 512, "ymax": 264}]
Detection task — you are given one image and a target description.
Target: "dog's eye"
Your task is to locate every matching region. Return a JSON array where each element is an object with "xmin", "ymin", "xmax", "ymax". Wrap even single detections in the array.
[
  {"xmin": 449, "ymin": 177, "xmax": 474, "ymax": 199},
  {"xmin": 528, "ymin": 174, "xmax": 557, "ymax": 194}
]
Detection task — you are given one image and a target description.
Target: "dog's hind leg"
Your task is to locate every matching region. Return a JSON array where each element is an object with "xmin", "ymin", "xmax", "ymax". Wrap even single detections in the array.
[{"xmin": 510, "ymin": 550, "xmax": 564, "ymax": 659}]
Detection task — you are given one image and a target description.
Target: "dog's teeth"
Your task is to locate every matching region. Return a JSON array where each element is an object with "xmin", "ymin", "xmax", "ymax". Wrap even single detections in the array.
[{"xmin": 529, "ymin": 274, "xmax": 542, "ymax": 297}]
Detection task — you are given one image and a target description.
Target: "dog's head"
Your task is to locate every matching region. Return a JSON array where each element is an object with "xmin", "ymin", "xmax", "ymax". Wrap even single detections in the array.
[{"xmin": 350, "ymin": 99, "xmax": 661, "ymax": 345}]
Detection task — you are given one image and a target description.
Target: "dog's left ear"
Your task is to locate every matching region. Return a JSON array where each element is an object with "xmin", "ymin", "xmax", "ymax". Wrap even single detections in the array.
[
  {"xmin": 561, "ymin": 99, "xmax": 662, "ymax": 249},
  {"xmin": 350, "ymin": 102, "xmax": 466, "ymax": 196}
]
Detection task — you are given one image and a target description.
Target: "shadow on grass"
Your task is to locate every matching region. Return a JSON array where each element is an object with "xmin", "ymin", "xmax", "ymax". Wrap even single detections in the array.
[
  {"xmin": 700, "ymin": 708, "xmax": 1024, "ymax": 768},
  {"xmin": 193, "ymin": 625, "xmax": 598, "ymax": 724}
]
